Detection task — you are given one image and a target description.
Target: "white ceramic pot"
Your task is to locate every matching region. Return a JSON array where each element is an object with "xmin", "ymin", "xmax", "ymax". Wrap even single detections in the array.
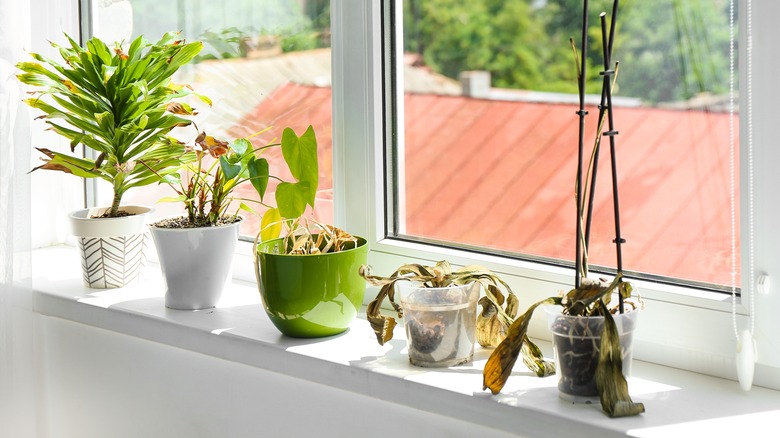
[
  {"xmin": 149, "ymin": 219, "xmax": 241, "ymax": 310},
  {"xmin": 69, "ymin": 205, "xmax": 152, "ymax": 289}
]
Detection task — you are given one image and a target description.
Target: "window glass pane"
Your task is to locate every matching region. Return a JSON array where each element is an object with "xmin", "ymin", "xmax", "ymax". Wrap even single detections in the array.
[
  {"xmin": 396, "ymin": 0, "xmax": 738, "ymax": 288},
  {"xmin": 91, "ymin": 0, "xmax": 332, "ymax": 239}
]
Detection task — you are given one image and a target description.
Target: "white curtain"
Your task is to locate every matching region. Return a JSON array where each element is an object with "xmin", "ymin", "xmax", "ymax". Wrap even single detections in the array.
[{"xmin": 0, "ymin": 0, "xmax": 36, "ymax": 436}]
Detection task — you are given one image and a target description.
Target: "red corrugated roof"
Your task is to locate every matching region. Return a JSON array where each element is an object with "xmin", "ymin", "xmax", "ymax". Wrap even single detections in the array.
[{"xmin": 235, "ymin": 82, "xmax": 739, "ymax": 287}]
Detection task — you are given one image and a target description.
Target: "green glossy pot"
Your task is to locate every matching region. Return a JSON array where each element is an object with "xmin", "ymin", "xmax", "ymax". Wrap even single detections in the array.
[{"xmin": 255, "ymin": 236, "xmax": 368, "ymax": 337}]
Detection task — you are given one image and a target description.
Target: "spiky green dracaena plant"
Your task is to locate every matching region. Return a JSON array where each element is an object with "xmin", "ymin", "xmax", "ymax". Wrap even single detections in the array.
[{"xmin": 17, "ymin": 32, "xmax": 210, "ymax": 217}]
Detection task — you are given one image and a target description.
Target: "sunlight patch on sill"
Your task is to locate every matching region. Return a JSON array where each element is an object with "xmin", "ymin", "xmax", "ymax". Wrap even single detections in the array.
[
  {"xmin": 76, "ymin": 287, "xmax": 160, "ymax": 308},
  {"xmin": 212, "ymin": 289, "xmax": 262, "ymax": 308},
  {"xmin": 627, "ymin": 410, "xmax": 779, "ymax": 437},
  {"xmin": 211, "ymin": 327, "xmax": 235, "ymax": 335},
  {"xmin": 284, "ymin": 320, "xmax": 394, "ymax": 367},
  {"xmin": 627, "ymin": 376, "xmax": 681, "ymax": 397}
]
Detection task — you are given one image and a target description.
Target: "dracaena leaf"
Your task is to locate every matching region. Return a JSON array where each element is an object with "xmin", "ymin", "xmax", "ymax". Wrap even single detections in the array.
[
  {"xmin": 161, "ymin": 173, "xmax": 181, "ymax": 185},
  {"xmin": 166, "ymin": 102, "xmax": 195, "ymax": 115}
]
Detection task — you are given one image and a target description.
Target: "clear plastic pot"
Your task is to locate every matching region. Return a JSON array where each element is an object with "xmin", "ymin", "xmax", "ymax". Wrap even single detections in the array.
[
  {"xmin": 545, "ymin": 305, "xmax": 640, "ymax": 402},
  {"xmin": 395, "ymin": 281, "xmax": 480, "ymax": 367}
]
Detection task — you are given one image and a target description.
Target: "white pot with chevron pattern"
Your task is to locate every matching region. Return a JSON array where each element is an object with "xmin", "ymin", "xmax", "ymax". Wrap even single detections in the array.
[{"xmin": 69, "ymin": 205, "xmax": 152, "ymax": 289}]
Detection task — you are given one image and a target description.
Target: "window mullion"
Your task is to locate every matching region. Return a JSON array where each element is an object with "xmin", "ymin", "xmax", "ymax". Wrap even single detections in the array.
[{"xmin": 333, "ymin": 0, "xmax": 385, "ymax": 242}]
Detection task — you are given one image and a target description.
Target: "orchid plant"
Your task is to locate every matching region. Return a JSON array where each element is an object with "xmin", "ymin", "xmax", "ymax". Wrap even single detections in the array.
[{"xmin": 482, "ymin": 0, "xmax": 645, "ymax": 418}]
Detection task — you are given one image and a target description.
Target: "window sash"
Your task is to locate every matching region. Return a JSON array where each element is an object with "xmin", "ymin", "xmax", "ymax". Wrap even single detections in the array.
[
  {"xmin": 332, "ymin": 0, "xmax": 780, "ymax": 387},
  {"xmin": 386, "ymin": 1, "xmax": 739, "ymax": 293}
]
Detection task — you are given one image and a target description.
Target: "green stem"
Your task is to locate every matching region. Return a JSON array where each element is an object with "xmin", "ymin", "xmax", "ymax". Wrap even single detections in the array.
[{"xmin": 110, "ymin": 189, "xmax": 122, "ymax": 217}]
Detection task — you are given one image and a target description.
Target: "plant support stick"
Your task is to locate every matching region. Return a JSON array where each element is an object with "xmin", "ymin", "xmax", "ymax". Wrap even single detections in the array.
[
  {"xmin": 599, "ymin": 3, "xmax": 626, "ymax": 314},
  {"xmin": 575, "ymin": 0, "xmax": 590, "ymax": 289}
]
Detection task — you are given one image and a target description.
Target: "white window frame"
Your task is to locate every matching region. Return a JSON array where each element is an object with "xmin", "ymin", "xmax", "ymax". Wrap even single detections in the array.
[
  {"xmin": 331, "ymin": 0, "xmax": 780, "ymax": 390},
  {"xmin": 30, "ymin": 0, "xmax": 780, "ymax": 390}
]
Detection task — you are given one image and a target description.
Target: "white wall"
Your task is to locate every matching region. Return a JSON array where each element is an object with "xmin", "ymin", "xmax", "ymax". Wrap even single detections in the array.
[{"xmin": 37, "ymin": 315, "xmax": 515, "ymax": 438}]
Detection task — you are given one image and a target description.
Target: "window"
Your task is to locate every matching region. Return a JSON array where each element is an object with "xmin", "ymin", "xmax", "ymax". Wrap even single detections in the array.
[
  {"xmin": 392, "ymin": 0, "xmax": 738, "ymax": 291},
  {"xmin": 334, "ymin": 0, "xmax": 780, "ymax": 385},
  {"xmin": 90, "ymin": 0, "xmax": 333, "ymax": 239}
]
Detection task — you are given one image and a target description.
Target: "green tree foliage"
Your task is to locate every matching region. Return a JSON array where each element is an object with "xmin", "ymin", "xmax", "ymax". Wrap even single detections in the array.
[
  {"xmin": 405, "ymin": 0, "xmax": 558, "ymax": 90},
  {"xmin": 406, "ymin": 0, "xmax": 734, "ymax": 104},
  {"xmin": 614, "ymin": 0, "xmax": 733, "ymax": 103}
]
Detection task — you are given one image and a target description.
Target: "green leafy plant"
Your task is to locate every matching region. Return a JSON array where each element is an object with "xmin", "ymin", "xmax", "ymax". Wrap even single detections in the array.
[
  {"xmin": 16, "ymin": 32, "xmax": 209, "ymax": 217},
  {"xmin": 253, "ymin": 125, "xmax": 357, "ymax": 255},
  {"xmin": 195, "ymin": 27, "xmax": 251, "ymax": 61},
  {"xmin": 154, "ymin": 125, "xmax": 323, "ymax": 228},
  {"xmin": 358, "ymin": 261, "xmax": 555, "ymax": 372}
]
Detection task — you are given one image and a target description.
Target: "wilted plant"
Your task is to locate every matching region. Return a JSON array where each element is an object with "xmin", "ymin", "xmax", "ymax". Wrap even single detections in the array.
[
  {"xmin": 482, "ymin": 274, "xmax": 643, "ymax": 417},
  {"xmin": 280, "ymin": 218, "xmax": 358, "ymax": 254},
  {"xmin": 17, "ymin": 32, "xmax": 209, "ymax": 217},
  {"xmin": 482, "ymin": 0, "xmax": 645, "ymax": 418},
  {"xmin": 359, "ymin": 261, "xmax": 554, "ymax": 373}
]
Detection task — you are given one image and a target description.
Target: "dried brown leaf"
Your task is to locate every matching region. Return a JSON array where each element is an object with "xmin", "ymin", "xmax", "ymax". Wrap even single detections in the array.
[
  {"xmin": 521, "ymin": 335, "xmax": 556, "ymax": 377},
  {"xmin": 483, "ymin": 297, "xmax": 558, "ymax": 394},
  {"xmin": 563, "ymin": 274, "xmax": 623, "ymax": 316},
  {"xmin": 364, "ymin": 277, "xmax": 404, "ymax": 345},
  {"xmin": 596, "ymin": 303, "xmax": 645, "ymax": 417},
  {"xmin": 31, "ymin": 161, "xmax": 72, "ymax": 174},
  {"xmin": 476, "ymin": 296, "xmax": 505, "ymax": 347}
]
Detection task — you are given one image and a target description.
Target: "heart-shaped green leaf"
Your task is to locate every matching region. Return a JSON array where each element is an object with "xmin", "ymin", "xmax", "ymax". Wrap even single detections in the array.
[
  {"xmin": 219, "ymin": 156, "xmax": 241, "ymax": 181},
  {"xmin": 276, "ymin": 181, "xmax": 311, "ymax": 219},
  {"xmin": 281, "ymin": 125, "xmax": 318, "ymax": 206},
  {"xmin": 231, "ymin": 137, "xmax": 250, "ymax": 155},
  {"xmin": 248, "ymin": 157, "xmax": 269, "ymax": 200}
]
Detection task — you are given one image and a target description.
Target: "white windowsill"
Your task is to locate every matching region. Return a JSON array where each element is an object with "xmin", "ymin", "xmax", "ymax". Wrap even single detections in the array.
[{"xmin": 31, "ymin": 245, "xmax": 779, "ymax": 438}]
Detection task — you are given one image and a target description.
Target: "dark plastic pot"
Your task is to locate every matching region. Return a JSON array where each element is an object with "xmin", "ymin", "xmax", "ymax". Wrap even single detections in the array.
[{"xmin": 545, "ymin": 306, "xmax": 640, "ymax": 402}]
